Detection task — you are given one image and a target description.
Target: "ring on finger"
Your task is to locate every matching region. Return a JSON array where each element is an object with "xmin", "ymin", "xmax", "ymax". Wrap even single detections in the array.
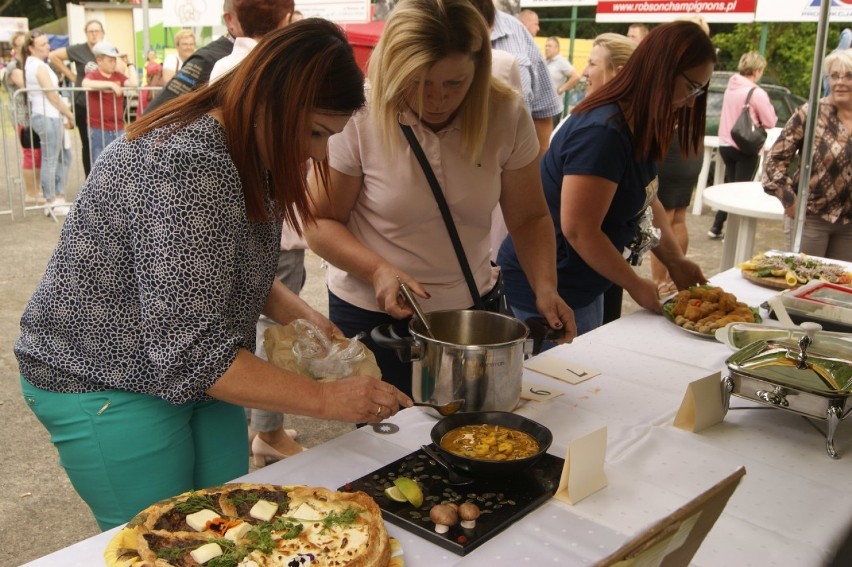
[{"xmin": 375, "ymin": 405, "xmax": 383, "ymax": 416}]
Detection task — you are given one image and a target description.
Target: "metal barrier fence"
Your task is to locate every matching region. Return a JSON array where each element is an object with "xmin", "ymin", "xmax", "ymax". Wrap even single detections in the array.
[{"xmin": 0, "ymin": 85, "xmax": 161, "ymax": 221}]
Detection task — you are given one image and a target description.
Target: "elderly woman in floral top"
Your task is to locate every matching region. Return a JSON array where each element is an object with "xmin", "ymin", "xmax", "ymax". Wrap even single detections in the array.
[{"xmin": 762, "ymin": 49, "xmax": 852, "ymax": 262}]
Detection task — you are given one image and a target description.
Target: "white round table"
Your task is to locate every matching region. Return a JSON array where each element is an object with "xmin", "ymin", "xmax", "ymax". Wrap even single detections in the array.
[
  {"xmin": 702, "ymin": 181, "xmax": 785, "ymax": 270},
  {"xmin": 691, "ymin": 135, "xmax": 723, "ymax": 215},
  {"xmin": 691, "ymin": 129, "xmax": 783, "ymax": 216}
]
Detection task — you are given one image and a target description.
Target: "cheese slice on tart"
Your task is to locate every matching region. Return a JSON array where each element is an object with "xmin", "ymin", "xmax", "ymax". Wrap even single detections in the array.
[{"xmin": 105, "ymin": 483, "xmax": 392, "ymax": 567}]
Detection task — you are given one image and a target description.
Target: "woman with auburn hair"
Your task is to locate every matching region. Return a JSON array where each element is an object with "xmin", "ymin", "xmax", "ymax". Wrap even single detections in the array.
[
  {"xmin": 15, "ymin": 20, "xmax": 411, "ymax": 531},
  {"xmin": 498, "ymin": 21, "xmax": 711, "ymax": 336},
  {"xmin": 651, "ymin": 15, "xmax": 711, "ymax": 297},
  {"xmin": 305, "ymin": 0, "xmax": 576, "ymax": 397}
]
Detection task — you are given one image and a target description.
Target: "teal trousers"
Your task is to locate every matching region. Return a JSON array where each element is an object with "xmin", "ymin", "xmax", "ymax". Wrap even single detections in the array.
[{"xmin": 20, "ymin": 376, "xmax": 248, "ymax": 530}]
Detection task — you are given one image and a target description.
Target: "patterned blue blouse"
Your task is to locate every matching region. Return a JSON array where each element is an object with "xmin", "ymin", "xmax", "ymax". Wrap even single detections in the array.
[{"xmin": 15, "ymin": 114, "xmax": 281, "ymax": 404}]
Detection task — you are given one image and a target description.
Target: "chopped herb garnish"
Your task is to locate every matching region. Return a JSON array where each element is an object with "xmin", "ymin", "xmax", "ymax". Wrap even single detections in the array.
[
  {"xmin": 206, "ymin": 538, "xmax": 246, "ymax": 567},
  {"xmin": 173, "ymin": 492, "xmax": 221, "ymax": 515},
  {"xmin": 276, "ymin": 506, "xmax": 362, "ymax": 531},
  {"xmin": 157, "ymin": 545, "xmax": 192, "ymax": 562},
  {"xmin": 279, "ymin": 521, "xmax": 304, "ymax": 539},
  {"xmin": 225, "ymin": 490, "xmax": 261, "ymax": 508},
  {"xmin": 246, "ymin": 523, "xmax": 278, "ymax": 555},
  {"xmin": 319, "ymin": 505, "xmax": 359, "ymax": 532},
  {"xmin": 270, "ymin": 515, "xmax": 301, "ymax": 534}
]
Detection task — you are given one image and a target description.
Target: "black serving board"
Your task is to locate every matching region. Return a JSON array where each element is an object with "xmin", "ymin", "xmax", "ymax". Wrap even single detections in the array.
[{"xmin": 340, "ymin": 446, "xmax": 564, "ymax": 556}]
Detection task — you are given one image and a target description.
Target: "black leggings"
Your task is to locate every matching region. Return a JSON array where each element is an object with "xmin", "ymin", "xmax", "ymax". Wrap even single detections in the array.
[
  {"xmin": 711, "ymin": 146, "xmax": 761, "ymax": 230},
  {"xmin": 74, "ymin": 104, "xmax": 91, "ymax": 176}
]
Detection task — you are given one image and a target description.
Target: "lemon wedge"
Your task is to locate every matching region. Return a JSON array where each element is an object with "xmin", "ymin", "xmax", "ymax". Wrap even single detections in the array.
[
  {"xmin": 383, "ymin": 486, "xmax": 408, "ymax": 503},
  {"xmin": 393, "ymin": 477, "xmax": 423, "ymax": 508}
]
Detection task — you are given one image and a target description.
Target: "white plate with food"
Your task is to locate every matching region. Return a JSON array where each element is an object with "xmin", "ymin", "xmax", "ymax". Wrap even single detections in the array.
[{"xmin": 662, "ymin": 286, "xmax": 761, "ymax": 339}]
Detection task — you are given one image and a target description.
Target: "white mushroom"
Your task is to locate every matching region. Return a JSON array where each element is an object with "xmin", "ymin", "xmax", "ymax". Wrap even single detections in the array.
[
  {"xmin": 429, "ymin": 504, "xmax": 459, "ymax": 534},
  {"xmin": 458, "ymin": 502, "xmax": 480, "ymax": 529}
]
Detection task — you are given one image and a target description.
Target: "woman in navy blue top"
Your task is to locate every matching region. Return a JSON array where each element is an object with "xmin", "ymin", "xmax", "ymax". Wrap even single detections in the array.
[{"xmin": 499, "ymin": 21, "xmax": 713, "ymax": 335}]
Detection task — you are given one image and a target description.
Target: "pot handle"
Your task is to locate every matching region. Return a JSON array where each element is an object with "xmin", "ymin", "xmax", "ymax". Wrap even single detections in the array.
[
  {"xmin": 370, "ymin": 324, "xmax": 417, "ymax": 362},
  {"xmin": 525, "ymin": 316, "xmax": 566, "ymax": 356}
]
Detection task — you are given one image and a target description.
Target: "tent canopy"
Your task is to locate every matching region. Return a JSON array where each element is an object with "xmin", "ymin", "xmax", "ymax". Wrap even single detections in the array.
[{"xmin": 341, "ymin": 21, "xmax": 385, "ymax": 72}]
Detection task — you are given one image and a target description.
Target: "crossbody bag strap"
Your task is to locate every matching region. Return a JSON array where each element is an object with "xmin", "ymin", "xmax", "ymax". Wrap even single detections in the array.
[
  {"xmin": 743, "ymin": 87, "xmax": 759, "ymax": 125},
  {"xmin": 399, "ymin": 122, "xmax": 483, "ymax": 309}
]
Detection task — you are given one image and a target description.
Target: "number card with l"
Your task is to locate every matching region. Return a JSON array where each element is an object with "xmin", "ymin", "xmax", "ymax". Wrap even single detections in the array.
[{"xmin": 524, "ymin": 356, "xmax": 600, "ymax": 385}]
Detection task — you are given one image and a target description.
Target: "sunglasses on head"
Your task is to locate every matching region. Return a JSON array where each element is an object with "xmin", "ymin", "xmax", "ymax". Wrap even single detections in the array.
[{"xmin": 26, "ymin": 31, "xmax": 45, "ymax": 46}]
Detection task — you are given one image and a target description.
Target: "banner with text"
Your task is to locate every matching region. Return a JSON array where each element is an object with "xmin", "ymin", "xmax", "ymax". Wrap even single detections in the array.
[
  {"xmin": 520, "ymin": 0, "xmax": 598, "ymax": 8},
  {"xmin": 299, "ymin": 0, "xmax": 372, "ymax": 23},
  {"xmin": 596, "ymin": 0, "xmax": 757, "ymax": 22},
  {"xmin": 0, "ymin": 17, "xmax": 27, "ymax": 42},
  {"xmin": 162, "ymin": 0, "xmax": 223, "ymax": 27},
  {"xmin": 756, "ymin": 0, "xmax": 852, "ymax": 22}
]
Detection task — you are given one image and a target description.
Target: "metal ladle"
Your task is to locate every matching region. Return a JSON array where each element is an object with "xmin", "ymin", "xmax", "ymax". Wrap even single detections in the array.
[
  {"xmin": 413, "ymin": 398, "xmax": 465, "ymax": 416},
  {"xmin": 396, "ymin": 277, "xmax": 434, "ymax": 338},
  {"xmin": 420, "ymin": 444, "xmax": 474, "ymax": 485}
]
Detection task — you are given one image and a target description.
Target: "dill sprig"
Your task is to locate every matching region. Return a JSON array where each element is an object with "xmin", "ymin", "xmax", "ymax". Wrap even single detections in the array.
[{"xmin": 173, "ymin": 492, "xmax": 221, "ymax": 515}]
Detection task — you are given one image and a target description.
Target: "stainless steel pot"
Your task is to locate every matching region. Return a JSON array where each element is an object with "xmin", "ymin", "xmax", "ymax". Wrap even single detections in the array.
[{"xmin": 372, "ymin": 310, "xmax": 532, "ymax": 413}]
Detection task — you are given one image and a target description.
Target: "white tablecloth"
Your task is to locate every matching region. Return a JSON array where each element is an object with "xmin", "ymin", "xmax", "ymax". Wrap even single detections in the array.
[{"xmin": 23, "ymin": 267, "xmax": 852, "ymax": 566}]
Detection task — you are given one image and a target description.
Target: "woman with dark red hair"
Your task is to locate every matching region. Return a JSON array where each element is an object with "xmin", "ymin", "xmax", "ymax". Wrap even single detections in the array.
[
  {"xmin": 16, "ymin": 20, "xmax": 411, "ymax": 531},
  {"xmin": 499, "ymin": 21, "xmax": 712, "ymax": 336}
]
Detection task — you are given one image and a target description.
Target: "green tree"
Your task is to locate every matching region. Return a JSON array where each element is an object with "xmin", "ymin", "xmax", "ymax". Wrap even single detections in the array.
[
  {"xmin": 0, "ymin": 0, "xmax": 65, "ymax": 27},
  {"xmin": 697, "ymin": 23, "xmax": 844, "ymax": 99},
  {"xmin": 539, "ymin": 6, "xmax": 621, "ymax": 40}
]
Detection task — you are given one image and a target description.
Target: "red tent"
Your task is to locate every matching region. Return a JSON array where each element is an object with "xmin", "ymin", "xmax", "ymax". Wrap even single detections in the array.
[{"xmin": 340, "ymin": 21, "xmax": 385, "ymax": 73}]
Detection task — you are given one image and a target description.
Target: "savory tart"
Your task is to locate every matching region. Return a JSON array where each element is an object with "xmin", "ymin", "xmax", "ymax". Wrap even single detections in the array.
[
  {"xmin": 104, "ymin": 483, "xmax": 393, "ymax": 567},
  {"xmin": 739, "ymin": 253, "xmax": 852, "ymax": 290}
]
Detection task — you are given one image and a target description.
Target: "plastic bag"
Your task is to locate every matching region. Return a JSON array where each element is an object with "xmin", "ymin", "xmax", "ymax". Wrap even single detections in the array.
[
  {"xmin": 624, "ymin": 206, "xmax": 661, "ymax": 266},
  {"xmin": 263, "ymin": 319, "xmax": 381, "ymax": 381}
]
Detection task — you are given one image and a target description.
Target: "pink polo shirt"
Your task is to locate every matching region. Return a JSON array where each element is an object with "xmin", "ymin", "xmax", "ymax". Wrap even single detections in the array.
[
  {"xmin": 327, "ymin": 93, "xmax": 539, "ymax": 312},
  {"xmin": 718, "ymin": 73, "xmax": 778, "ymax": 149}
]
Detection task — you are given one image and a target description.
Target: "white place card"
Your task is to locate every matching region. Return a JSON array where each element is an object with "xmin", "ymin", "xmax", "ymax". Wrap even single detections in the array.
[
  {"xmin": 524, "ymin": 356, "xmax": 601, "ymax": 384},
  {"xmin": 673, "ymin": 372, "xmax": 726, "ymax": 433},
  {"xmin": 554, "ymin": 426, "xmax": 608, "ymax": 505},
  {"xmin": 520, "ymin": 380, "xmax": 564, "ymax": 402}
]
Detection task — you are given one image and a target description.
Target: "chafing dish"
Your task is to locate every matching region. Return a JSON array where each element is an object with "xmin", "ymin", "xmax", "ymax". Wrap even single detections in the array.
[{"xmin": 721, "ymin": 325, "xmax": 852, "ymax": 459}]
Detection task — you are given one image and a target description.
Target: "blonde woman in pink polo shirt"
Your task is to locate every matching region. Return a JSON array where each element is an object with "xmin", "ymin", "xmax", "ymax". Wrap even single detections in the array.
[
  {"xmin": 708, "ymin": 51, "xmax": 777, "ymax": 239},
  {"xmin": 305, "ymin": 0, "xmax": 576, "ymax": 397}
]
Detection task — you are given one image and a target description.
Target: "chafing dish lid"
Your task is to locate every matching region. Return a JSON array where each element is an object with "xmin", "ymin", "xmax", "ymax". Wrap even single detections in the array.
[{"xmin": 726, "ymin": 336, "xmax": 852, "ymax": 394}]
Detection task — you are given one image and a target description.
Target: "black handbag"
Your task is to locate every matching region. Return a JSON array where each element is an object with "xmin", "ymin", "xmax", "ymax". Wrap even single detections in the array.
[
  {"xmin": 400, "ymin": 123, "xmax": 509, "ymax": 314},
  {"xmin": 19, "ymin": 126, "xmax": 40, "ymax": 150},
  {"xmin": 730, "ymin": 87, "xmax": 767, "ymax": 155}
]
